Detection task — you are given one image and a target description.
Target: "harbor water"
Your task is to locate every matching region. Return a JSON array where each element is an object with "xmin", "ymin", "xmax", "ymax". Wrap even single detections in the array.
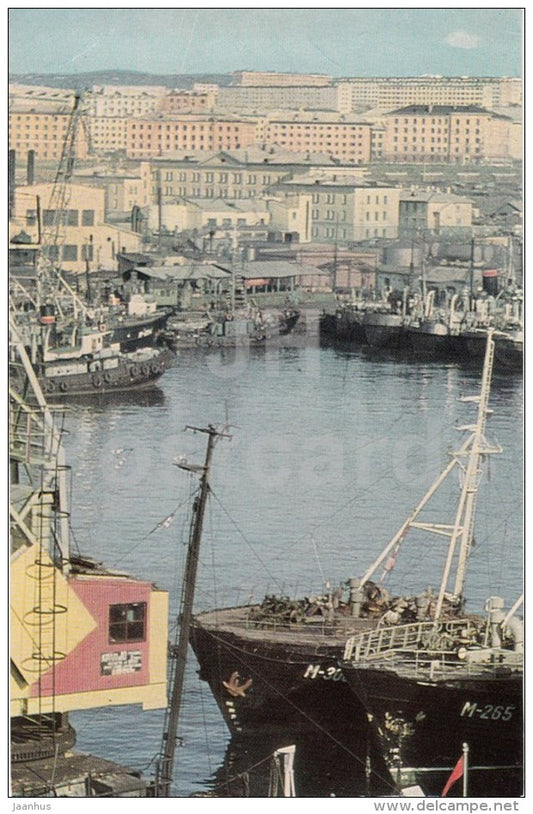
[{"xmin": 63, "ymin": 323, "xmax": 523, "ymax": 797}]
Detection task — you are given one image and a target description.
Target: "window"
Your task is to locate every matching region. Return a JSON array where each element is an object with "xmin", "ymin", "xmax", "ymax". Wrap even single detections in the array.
[
  {"xmin": 62, "ymin": 245, "xmax": 78, "ymax": 261},
  {"xmin": 109, "ymin": 602, "xmax": 147, "ymax": 643},
  {"xmin": 82, "ymin": 209, "xmax": 95, "ymax": 226}
]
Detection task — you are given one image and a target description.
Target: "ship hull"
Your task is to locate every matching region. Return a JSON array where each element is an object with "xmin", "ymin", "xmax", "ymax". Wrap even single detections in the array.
[
  {"xmin": 344, "ymin": 666, "xmax": 523, "ymax": 797},
  {"xmin": 109, "ymin": 312, "xmax": 171, "ymax": 353},
  {"xmin": 38, "ymin": 349, "xmax": 172, "ymax": 397},
  {"xmin": 406, "ymin": 322, "xmax": 450, "ymax": 357},
  {"xmin": 190, "ymin": 613, "xmax": 369, "ymax": 739},
  {"xmin": 363, "ymin": 313, "xmax": 404, "ymax": 349}
]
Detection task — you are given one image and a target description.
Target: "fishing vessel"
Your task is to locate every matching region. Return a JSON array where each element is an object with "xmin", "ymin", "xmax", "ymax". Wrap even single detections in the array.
[
  {"xmin": 190, "ymin": 331, "xmax": 522, "ymax": 779},
  {"xmin": 341, "ymin": 333, "xmax": 523, "ymax": 796}
]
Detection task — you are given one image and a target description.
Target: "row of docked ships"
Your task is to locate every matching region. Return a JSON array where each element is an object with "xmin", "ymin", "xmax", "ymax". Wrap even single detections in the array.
[{"xmin": 320, "ymin": 284, "xmax": 523, "ymax": 371}]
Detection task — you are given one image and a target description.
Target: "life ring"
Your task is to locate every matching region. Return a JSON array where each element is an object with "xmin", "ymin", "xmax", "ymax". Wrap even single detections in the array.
[
  {"xmin": 103, "ymin": 372, "xmax": 113, "ymax": 384},
  {"xmin": 141, "ymin": 363, "xmax": 150, "ymax": 376},
  {"xmin": 99, "ymin": 323, "xmax": 107, "ymax": 332},
  {"xmin": 59, "ymin": 381, "xmax": 68, "ymax": 392},
  {"xmin": 44, "ymin": 380, "xmax": 56, "ymax": 392},
  {"xmin": 130, "ymin": 364, "xmax": 139, "ymax": 378},
  {"xmin": 92, "ymin": 373, "xmax": 103, "ymax": 388},
  {"xmin": 151, "ymin": 361, "xmax": 161, "ymax": 374}
]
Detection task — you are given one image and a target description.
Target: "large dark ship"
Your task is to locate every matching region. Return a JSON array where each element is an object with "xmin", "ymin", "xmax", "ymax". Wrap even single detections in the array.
[
  {"xmin": 342, "ymin": 601, "xmax": 523, "ymax": 797},
  {"xmin": 190, "ymin": 331, "xmax": 522, "ymax": 790},
  {"xmin": 341, "ymin": 332, "xmax": 523, "ymax": 797}
]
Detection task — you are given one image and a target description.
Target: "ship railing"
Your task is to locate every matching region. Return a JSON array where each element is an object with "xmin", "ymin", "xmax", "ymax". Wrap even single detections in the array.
[
  {"xmin": 343, "ymin": 618, "xmax": 481, "ymax": 662},
  {"xmin": 242, "ymin": 612, "xmax": 338, "ymax": 636}
]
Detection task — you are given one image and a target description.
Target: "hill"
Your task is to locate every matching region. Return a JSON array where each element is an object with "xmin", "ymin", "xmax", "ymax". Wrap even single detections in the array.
[{"xmin": 9, "ymin": 69, "xmax": 233, "ymax": 89}]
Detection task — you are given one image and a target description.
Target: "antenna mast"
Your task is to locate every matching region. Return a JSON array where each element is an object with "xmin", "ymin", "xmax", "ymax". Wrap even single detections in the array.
[{"xmin": 155, "ymin": 424, "xmax": 230, "ymax": 796}]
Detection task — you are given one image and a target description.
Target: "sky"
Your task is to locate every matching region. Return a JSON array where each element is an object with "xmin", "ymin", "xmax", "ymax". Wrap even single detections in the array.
[{"xmin": 8, "ymin": 7, "xmax": 523, "ymax": 78}]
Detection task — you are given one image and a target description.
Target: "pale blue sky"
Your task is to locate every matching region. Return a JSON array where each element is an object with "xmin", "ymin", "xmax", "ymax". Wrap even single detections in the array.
[{"xmin": 8, "ymin": 8, "xmax": 522, "ymax": 77}]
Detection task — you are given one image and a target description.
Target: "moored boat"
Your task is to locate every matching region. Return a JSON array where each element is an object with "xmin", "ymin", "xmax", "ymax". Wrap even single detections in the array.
[
  {"xmin": 341, "ymin": 333, "xmax": 523, "ymax": 796},
  {"xmin": 362, "ymin": 309, "xmax": 405, "ymax": 350}
]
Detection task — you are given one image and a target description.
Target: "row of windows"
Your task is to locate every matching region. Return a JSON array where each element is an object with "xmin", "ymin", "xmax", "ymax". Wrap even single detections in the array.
[
  {"xmin": 42, "ymin": 243, "xmax": 94, "ymax": 262},
  {"xmin": 131, "ymin": 123, "xmax": 242, "ymax": 131},
  {"xmin": 38, "ymin": 208, "xmax": 96, "ymax": 227}
]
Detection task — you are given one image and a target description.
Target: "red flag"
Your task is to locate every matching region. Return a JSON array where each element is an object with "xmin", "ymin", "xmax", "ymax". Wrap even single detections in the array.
[{"xmin": 441, "ymin": 755, "xmax": 464, "ymax": 797}]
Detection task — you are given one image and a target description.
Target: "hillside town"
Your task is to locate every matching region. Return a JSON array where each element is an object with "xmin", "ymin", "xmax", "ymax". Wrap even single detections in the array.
[{"xmin": 9, "ymin": 71, "xmax": 522, "ymax": 309}]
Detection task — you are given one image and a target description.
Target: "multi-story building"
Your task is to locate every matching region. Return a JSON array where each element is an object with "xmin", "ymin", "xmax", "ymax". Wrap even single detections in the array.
[
  {"xmin": 216, "ymin": 84, "xmax": 338, "ymax": 112},
  {"xmin": 149, "ymin": 149, "xmax": 355, "ymax": 202},
  {"xmin": 231, "ymin": 70, "xmax": 332, "ymax": 86},
  {"xmin": 85, "ymin": 115, "xmax": 129, "ymax": 154},
  {"xmin": 399, "ymin": 190, "xmax": 473, "ymax": 237},
  {"xmin": 9, "ymin": 83, "xmax": 77, "ymax": 111},
  {"xmin": 10, "ymin": 183, "xmax": 142, "ymax": 272},
  {"xmin": 86, "ymin": 84, "xmax": 168, "ymax": 117},
  {"xmin": 381, "ymin": 105, "xmax": 519, "ymax": 163},
  {"xmin": 336, "ymin": 76, "xmax": 522, "ymax": 113},
  {"xmin": 9, "ymin": 108, "xmax": 90, "ymax": 163},
  {"xmin": 262, "ymin": 113, "xmax": 373, "ymax": 164},
  {"xmin": 72, "ymin": 162, "xmax": 152, "ymax": 215},
  {"xmin": 156, "ymin": 90, "xmax": 216, "ymax": 114},
  {"xmin": 275, "ymin": 171, "xmax": 400, "ymax": 242},
  {"xmin": 126, "ymin": 115, "xmax": 257, "ymax": 159}
]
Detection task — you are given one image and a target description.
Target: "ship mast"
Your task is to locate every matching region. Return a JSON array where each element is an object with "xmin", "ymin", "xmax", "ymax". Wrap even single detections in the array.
[
  {"xmin": 360, "ymin": 332, "xmax": 501, "ymax": 618},
  {"xmin": 435, "ymin": 331, "xmax": 497, "ymax": 617},
  {"xmin": 155, "ymin": 424, "xmax": 230, "ymax": 796}
]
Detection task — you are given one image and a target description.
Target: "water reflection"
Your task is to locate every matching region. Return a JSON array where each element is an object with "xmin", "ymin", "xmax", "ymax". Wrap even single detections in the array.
[{"xmin": 208, "ymin": 731, "xmax": 395, "ymax": 798}]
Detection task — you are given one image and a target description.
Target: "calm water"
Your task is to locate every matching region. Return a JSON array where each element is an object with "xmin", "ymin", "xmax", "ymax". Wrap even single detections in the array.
[{"xmin": 63, "ymin": 325, "xmax": 523, "ymax": 797}]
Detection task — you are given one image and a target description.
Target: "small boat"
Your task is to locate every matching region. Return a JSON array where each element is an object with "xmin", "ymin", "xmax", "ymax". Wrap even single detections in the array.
[
  {"xmin": 10, "ymin": 314, "xmax": 171, "ymax": 398},
  {"xmin": 166, "ymin": 305, "xmax": 300, "ymax": 349},
  {"xmin": 341, "ymin": 333, "xmax": 523, "ymax": 797}
]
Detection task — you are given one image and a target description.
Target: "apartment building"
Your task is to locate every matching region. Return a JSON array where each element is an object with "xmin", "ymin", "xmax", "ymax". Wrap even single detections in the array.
[
  {"xmin": 216, "ymin": 84, "xmax": 338, "ymax": 112},
  {"xmin": 10, "ymin": 183, "xmax": 142, "ymax": 272},
  {"xmin": 149, "ymin": 149, "xmax": 353, "ymax": 202},
  {"xmin": 275, "ymin": 172, "xmax": 400, "ymax": 242},
  {"xmin": 156, "ymin": 90, "xmax": 216, "ymax": 114},
  {"xmin": 336, "ymin": 76, "xmax": 522, "ymax": 113},
  {"xmin": 381, "ymin": 105, "xmax": 519, "ymax": 163},
  {"xmin": 231, "ymin": 70, "xmax": 332, "ymax": 86},
  {"xmin": 86, "ymin": 85, "xmax": 168, "ymax": 117},
  {"xmin": 85, "ymin": 115, "xmax": 129, "ymax": 154},
  {"xmin": 9, "ymin": 109, "xmax": 90, "ymax": 162},
  {"xmin": 262, "ymin": 114, "xmax": 373, "ymax": 164},
  {"xmin": 9, "ymin": 84, "xmax": 77, "ymax": 112},
  {"xmin": 126, "ymin": 115, "xmax": 257, "ymax": 158}
]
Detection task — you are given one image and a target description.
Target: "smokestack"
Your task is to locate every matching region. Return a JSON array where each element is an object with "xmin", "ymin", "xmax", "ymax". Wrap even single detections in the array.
[
  {"xmin": 9, "ymin": 149, "xmax": 16, "ymax": 219},
  {"xmin": 27, "ymin": 150, "xmax": 35, "ymax": 185}
]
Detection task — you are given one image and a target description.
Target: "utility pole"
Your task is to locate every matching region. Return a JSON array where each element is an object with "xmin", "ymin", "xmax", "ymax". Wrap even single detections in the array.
[{"xmin": 155, "ymin": 424, "xmax": 231, "ymax": 796}]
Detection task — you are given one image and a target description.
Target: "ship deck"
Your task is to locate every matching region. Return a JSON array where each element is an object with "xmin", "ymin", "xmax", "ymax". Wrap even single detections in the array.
[{"xmin": 193, "ymin": 605, "xmax": 377, "ymax": 647}]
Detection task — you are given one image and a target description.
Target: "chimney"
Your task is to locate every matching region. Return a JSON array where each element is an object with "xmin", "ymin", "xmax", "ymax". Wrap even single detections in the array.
[{"xmin": 27, "ymin": 150, "xmax": 35, "ymax": 186}]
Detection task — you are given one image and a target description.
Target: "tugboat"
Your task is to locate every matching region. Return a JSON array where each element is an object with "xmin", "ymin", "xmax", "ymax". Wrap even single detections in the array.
[
  {"xmin": 10, "ymin": 314, "xmax": 171, "ymax": 398},
  {"xmin": 341, "ymin": 333, "xmax": 523, "ymax": 797}
]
